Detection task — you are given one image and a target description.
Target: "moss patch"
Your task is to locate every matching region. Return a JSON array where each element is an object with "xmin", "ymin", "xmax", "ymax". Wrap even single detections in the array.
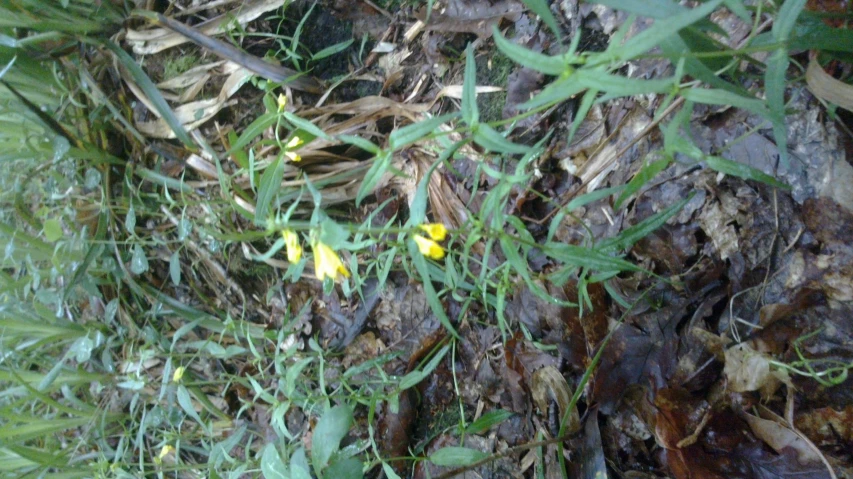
[{"xmin": 475, "ymin": 48, "xmax": 513, "ymax": 123}]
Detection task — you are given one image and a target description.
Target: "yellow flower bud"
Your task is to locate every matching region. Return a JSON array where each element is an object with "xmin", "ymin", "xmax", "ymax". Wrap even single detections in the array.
[
  {"xmin": 281, "ymin": 229, "xmax": 303, "ymax": 263},
  {"xmin": 313, "ymin": 241, "xmax": 350, "ymax": 282},
  {"xmin": 418, "ymin": 223, "xmax": 448, "ymax": 242},
  {"xmin": 155, "ymin": 445, "xmax": 175, "ymax": 465},
  {"xmin": 172, "ymin": 366, "xmax": 185, "ymax": 383},
  {"xmin": 413, "ymin": 235, "xmax": 445, "ymax": 260},
  {"xmin": 277, "ymin": 93, "xmax": 287, "ymax": 112}
]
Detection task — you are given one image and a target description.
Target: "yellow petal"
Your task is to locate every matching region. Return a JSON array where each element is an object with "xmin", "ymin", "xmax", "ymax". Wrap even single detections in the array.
[
  {"xmin": 313, "ymin": 242, "xmax": 350, "ymax": 281},
  {"xmin": 419, "ymin": 223, "xmax": 448, "ymax": 242},
  {"xmin": 414, "ymin": 235, "xmax": 445, "ymax": 260},
  {"xmin": 282, "ymin": 229, "xmax": 302, "ymax": 263},
  {"xmin": 172, "ymin": 366, "xmax": 185, "ymax": 383},
  {"xmin": 285, "ymin": 151, "xmax": 301, "ymax": 162},
  {"xmin": 277, "ymin": 93, "xmax": 287, "ymax": 112},
  {"xmin": 286, "ymin": 136, "xmax": 304, "ymax": 148}
]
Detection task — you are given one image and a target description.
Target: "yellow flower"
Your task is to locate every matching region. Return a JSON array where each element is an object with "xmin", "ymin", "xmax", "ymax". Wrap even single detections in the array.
[
  {"xmin": 277, "ymin": 93, "xmax": 287, "ymax": 112},
  {"xmin": 281, "ymin": 229, "xmax": 302, "ymax": 263},
  {"xmin": 313, "ymin": 241, "xmax": 350, "ymax": 282},
  {"xmin": 155, "ymin": 445, "xmax": 175, "ymax": 465},
  {"xmin": 172, "ymin": 366, "xmax": 185, "ymax": 383},
  {"xmin": 284, "ymin": 135, "xmax": 303, "ymax": 162},
  {"xmin": 418, "ymin": 223, "xmax": 448, "ymax": 242},
  {"xmin": 413, "ymin": 235, "xmax": 445, "ymax": 260}
]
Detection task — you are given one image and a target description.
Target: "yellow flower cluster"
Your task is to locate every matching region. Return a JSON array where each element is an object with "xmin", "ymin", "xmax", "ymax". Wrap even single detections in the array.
[{"xmin": 414, "ymin": 223, "xmax": 448, "ymax": 260}]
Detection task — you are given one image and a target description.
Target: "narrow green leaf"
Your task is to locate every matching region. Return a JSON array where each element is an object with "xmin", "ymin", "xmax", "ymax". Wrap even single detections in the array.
[
  {"xmin": 765, "ymin": 49, "xmax": 789, "ymax": 166},
  {"xmin": 408, "ymin": 239, "xmax": 459, "ymax": 338},
  {"xmin": 462, "ymin": 44, "xmax": 479, "ymax": 125},
  {"xmin": 312, "ymin": 38, "xmax": 354, "ymax": 61},
  {"xmin": 521, "ymin": 0, "xmax": 562, "ymax": 40},
  {"xmin": 681, "ymin": 87, "xmax": 770, "ymax": 118},
  {"xmin": 388, "ymin": 113, "xmax": 458, "ymax": 150},
  {"xmin": 615, "ymin": 156, "xmax": 672, "ymax": 209},
  {"xmin": 492, "ymin": 26, "xmax": 565, "ymax": 75},
  {"xmin": 577, "ymin": 69, "xmax": 674, "ymax": 98},
  {"xmin": 705, "ymin": 156, "xmax": 790, "ymax": 190},
  {"xmin": 599, "ymin": 194, "xmax": 693, "ymax": 252},
  {"xmin": 473, "ymin": 124, "xmax": 531, "ymax": 154},
  {"xmin": 592, "ymin": 0, "xmax": 684, "ymax": 18},
  {"xmin": 400, "ymin": 345, "xmax": 449, "ymax": 390},
  {"xmin": 773, "ymin": 0, "xmax": 808, "ymax": 41},
  {"xmin": 169, "ymin": 251, "xmax": 181, "ymax": 285},
  {"xmin": 615, "ymin": 0, "xmax": 725, "ymax": 63},
  {"xmin": 105, "ymin": 41, "xmax": 193, "ymax": 147},
  {"xmin": 520, "ymin": 74, "xmax": 586, "ymax": 110},
  {"xmin": 565, "ymin": 185, "xmax": 625, "ymax": 212},
  {"xmin": 567, "ymin": 88, "xmax": 598, "ymax": 147},
  {"xmin": 177, "ymin": 384, "xmax": 206, "ymax": 427},
  {"xmin": 429, "ymin": 447, "xmax": 489, "ymax": 467},
  {"xmin": 338, "ymin": 134, "xmax": 382, "ymax": 154},
  {"xmin": 284, "ymin": 112, "xmax": 331, "ymax": 140},
  {"xmin": 356, "ymin": 150, "xmax": 392, "ymax": 206},
  {"xmin": 544, "ymin": 243, "xmax": 645, "ymax": 274},
  {"xmin": 255, "ymin": 155, "xmax": 286, "ymax": 224},
  {"xmin": 230, "ymin": 113, "xmax": 278, "ymax": 154}
]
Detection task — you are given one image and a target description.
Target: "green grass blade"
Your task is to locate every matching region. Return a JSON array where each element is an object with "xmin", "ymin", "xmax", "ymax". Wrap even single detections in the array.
[
  {"xmin": 462, "ymin": 45, "xmax": 479, "ymax": 125},
  {"xmin": 705, "ymin": 156, "xmax": 791, "ymax": 190}
]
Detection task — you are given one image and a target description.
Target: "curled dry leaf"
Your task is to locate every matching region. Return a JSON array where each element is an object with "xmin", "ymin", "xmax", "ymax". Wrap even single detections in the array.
[{"xmin": 806, "ymin": 53, "xmax": 853, "ymax": 113}]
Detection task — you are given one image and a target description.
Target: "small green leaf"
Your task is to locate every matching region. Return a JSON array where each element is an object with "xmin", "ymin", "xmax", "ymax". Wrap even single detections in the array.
[
  {"xmin": 125, "ymin": 203, "xmax": 136, "ymax": 233},
  {"xmin": 323, "ymin": 457, "xmax": 362, "ymax": 479},
  {"xmin": 765, "ymin": 49, "xmax": 789, "ymax": 166},
  {"xmin": 356, "ymin": 150, "xmax": 392, "ymax": 206},
  {"xmin": 169, "ymin": 251, "xmax": 181, "ymax": 285},
  {"xmin": 312, "ymin": 405, "xmax": 353, "ymax": 472},
  {"xmin": 465, "ymin": 410, "xmax": 514, "ymax": 434},
  {"xmin": 312, "ymin": 38, "xmax": 354, "ymax": 61},
  {"xmin": 177, "ymin": 384, "xmax": 205, "ymax": 427},
  {"xmin": 520, "ymin": 0, "xmax": 562, "ymax": 40},
  {"xmin": 599, "ymin": 194, "xmax": 693, "ymax": 253},
  {"xmin": 130, "ymin": 244, "xmax": 149, "ymax": 274},
  {"xmin": 399, "ymin": 345, "xmax": 449, "ymax": 390},
  {"xmin": 229, "ymin": 112, "xmax": 278, "ymax": 154},
  {"xmin": 681, "ymin": 88, "xmax": 770, "ymax": 118},
  {"xmin": 429, "ymin": 447, "xmax": 488, "ymax": 467},
  {"xmin": 43, "ymin": 218, "xmax": 63, "ymax": 242},
  {"xmin": 408, "ymin": 240, "xmax": 458, "ymax": 338},
  {"xmin": 705, "ymin": 156, "xmax": 790, "ymax": 190}
]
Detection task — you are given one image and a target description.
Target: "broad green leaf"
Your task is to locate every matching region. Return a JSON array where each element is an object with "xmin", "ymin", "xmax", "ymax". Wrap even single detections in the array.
[
  {"xmin": 465, "ymin": 410, "xmax": 514, "ymax": 434},
  {"xmin": 492, "ymin": 26, "xmax": 566, "ymax": 75},
  {"xmin": 599, "ymin": 194, "xmax": 692, "ymax": 252},
  {"xmin": 473, "ymin": 124, "xmax": 531, "ymax": 154},
  {"xmin": 323, "ymin": 457, "xmax": 362, "ymax": 479},
  {"xmin": 388, "ymin": 113, "xmax": 458, "ymax": 150},
  {"xmin": 615, "ymin": 155, "xmax": 672, "ymax": 209},
  {"xmin": 261, "ymin": 444, "xmax": 289, "ymax": 479},
  {"xmin": 462, "ymin": 44, "xmax": 479, "ymax": 125},
  {"xmin": 312, "ymin": 405, "xmax": 353, "ymax": 472},
  {"xmin": 705, "ymin": 156, "xmax": 790, "ymax": 190},
  {"xmin": 429, "ymin": 447, "xmax": 488, "ymax": 467},
  {"xmin": 255, "ymin": 155, "xmax": 286, "ymax": 224}
]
